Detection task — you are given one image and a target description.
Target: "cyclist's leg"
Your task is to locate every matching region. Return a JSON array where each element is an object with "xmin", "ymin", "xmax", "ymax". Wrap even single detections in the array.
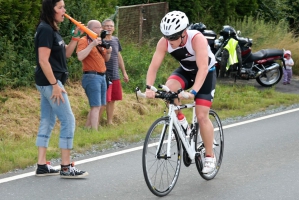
[
  {"xmin": 195, "ymin": 109, "xmax": 224, "ymax": 179},
  {"xmin": 195, "ymin": 105, "xmax": 214, "ymax": 156},
  {"xmin": 195, "ymin": 70, "xmax": 216, "ymax": 173},
  {"xmin": 166, "ymin": 67, "xmax": 193, "ymax": 113}
]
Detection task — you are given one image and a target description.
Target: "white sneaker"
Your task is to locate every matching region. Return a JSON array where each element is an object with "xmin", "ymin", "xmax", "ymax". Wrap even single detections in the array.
[{"xmin": 202, "ymin": 156, "xmax": 216, "ymax": 174}]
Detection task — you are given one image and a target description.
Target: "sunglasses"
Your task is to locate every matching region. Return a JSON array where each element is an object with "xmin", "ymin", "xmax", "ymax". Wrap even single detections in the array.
[{"xmin": 164, "ymin": 33, "xmax": 182, "ymax": 41}]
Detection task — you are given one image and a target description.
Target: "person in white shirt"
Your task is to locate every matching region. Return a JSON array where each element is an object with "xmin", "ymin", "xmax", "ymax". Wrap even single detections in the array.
[{"xmin": 283, "ymin": 50, "xmax": 294, "ymax": 85}]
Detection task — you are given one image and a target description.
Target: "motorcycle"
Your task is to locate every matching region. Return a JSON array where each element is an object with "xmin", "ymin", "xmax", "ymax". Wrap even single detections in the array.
[
  {"xmin": 189, "ymin": 22, "xmax": 218, "ymax": 54},
  {"xmin": 190, "ymin": 23, "xmax": 286, "ymax": 87}
]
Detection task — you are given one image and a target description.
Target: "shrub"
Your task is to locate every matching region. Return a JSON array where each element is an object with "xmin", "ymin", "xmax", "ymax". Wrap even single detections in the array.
[{"xmin": 0, "ymin": 0, "xmax": 117, "ymax": 89}]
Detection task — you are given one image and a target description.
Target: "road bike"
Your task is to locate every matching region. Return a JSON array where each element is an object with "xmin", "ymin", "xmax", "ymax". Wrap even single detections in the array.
[{"xmin": 136, "ymin": 85, "xmax": 224, "ymax": 197}]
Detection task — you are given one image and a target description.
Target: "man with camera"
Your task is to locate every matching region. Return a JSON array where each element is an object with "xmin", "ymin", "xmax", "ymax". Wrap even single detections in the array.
[{"xmin": 76, "ymin": 20, "xmax": 112, "ymax": 130}]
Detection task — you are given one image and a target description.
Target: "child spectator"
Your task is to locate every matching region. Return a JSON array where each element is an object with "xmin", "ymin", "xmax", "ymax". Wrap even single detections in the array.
[{"xmin": 283, "ymin": 50, "xmax": 294, "ymax": 85}]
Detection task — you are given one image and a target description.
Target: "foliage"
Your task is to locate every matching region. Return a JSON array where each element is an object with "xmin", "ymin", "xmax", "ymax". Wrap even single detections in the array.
[
  {"xmin": 0, "ymin": 34, "xmax": 35, "ymax": 90},
  {"xmin": 166, "ymin": 0, "xmax": 201, "ymax": 24},
  {"xmin": 256, "ymin": 0, "xmax": 299, "ymax": 34},
  {"xmin": 117, "ymin": 0, "xmax": 258, "ymax": 31},
  {"xmin": 120, "ymin": 39, "xmax": 177, "ymax": 93},
  {"xmin": 226, "ymin": 16, "xmax": 290, "ymax": 48},
  {"xmin": 0, "ymin": 0, "xmax": 41, "ymax": 38},
  {"xmin": 0, "ymin": 0, "xmax": 118, "ymax": 89},
  {"xmin": 0, "ymin": 0, "xmax": 40, "ymax": 89},
  {"xmin": 281, "ymin": 0, "xmax": 299, "ymax": 34},
  {"xmin": 1, "ymin": 0, "xmax": 299, "ymax": 89},
  {"xmin": 117, "ymin": 0, "xmax": 150, "ymax": 5}
]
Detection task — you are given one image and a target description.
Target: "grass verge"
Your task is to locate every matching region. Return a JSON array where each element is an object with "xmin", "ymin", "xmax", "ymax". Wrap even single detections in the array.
[{"xmin": 0, "ymin": 82, "xmax": 299, "ymax": 174}]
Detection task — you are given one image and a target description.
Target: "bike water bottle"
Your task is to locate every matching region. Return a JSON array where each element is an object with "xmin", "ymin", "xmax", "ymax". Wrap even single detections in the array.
[{"xmin": 177, "ymin": 113, "xmax": 191, "ymax": 136}]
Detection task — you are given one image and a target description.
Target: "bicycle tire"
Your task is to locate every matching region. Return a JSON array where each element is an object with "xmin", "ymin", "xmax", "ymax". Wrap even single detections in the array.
[
  {"xmin": 142, "ymin": 117, "xmax": 182, "ymax": 197},
  {"xmin": 195, "ymin": 109, "xmax": 224, "ymax": 180}
]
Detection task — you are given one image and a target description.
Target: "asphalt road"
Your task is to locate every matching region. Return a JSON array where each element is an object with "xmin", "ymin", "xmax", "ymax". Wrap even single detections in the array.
[
  {"xmin": 217, "ymin": 75, "xmax": 299, "ymax": 94},
  {"xmin": 1, "ymin": 108, "xmax": 299, "ymax": 200}
]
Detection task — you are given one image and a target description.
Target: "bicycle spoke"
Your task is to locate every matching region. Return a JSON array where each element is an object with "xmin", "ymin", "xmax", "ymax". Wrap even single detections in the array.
[{"xmin": 142, "ymin": 117, "xmax": 181, "ymax": 197}]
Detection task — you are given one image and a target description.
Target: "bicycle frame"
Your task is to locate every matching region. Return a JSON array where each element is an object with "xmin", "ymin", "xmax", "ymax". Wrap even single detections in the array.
[{"xmin": 157, "ymin": 102, "xmax": 199, "ymax": 160}]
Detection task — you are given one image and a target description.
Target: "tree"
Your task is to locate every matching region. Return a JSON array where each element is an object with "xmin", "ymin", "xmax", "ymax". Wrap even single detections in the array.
[
  {"xmin": 0, "ymin": 0, "xmax": 118, "ymax": 89},
  {"xmin": 281, "ymin": 0, "xmax": 299, "ymax": 34}
]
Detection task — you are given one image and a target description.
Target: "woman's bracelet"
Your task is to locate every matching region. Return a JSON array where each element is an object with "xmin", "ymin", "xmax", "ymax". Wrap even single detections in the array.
[
  {"xmin": 50, "ymin": 80, "xmax": 58, "ymax": 85},
  {"xmin": 71, "ymin": 37, "xmax": 80, "ymax": 42},
  {"xmin": 71, "ymin": 25, "xmax": 81, "ymax": 37}
]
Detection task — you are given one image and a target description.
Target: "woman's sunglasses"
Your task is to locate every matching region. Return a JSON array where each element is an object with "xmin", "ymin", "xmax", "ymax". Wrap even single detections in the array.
[{"xmin": 164, "ymin": 33, "xmax": 182, "ymax": 41}]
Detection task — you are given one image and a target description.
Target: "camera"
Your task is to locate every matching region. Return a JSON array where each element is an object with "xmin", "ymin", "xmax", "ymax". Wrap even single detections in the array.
[{"xmin": 98, "ymin": 30, "xmax": 111, "ymax": 49}]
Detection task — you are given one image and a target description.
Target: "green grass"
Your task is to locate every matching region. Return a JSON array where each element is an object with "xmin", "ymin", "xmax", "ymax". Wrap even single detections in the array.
[{"xmin": 1, "ymin": 82, "xmax": 299, "ymax": 174}]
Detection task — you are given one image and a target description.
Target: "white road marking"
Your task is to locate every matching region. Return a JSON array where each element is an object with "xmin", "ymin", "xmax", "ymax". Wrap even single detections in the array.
[{"xmin": 1, "ymin": 107, "xmax": 299, "ymax": 184}]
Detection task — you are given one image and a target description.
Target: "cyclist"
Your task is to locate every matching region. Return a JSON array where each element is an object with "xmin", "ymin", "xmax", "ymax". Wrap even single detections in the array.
[{"xmin": 145, "ymin": 11, "xmax": 217, "ymax": 173}]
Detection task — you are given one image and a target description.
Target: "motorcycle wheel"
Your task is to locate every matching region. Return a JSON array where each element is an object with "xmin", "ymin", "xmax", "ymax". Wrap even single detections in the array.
[{"xmin": 256, "ymin": 64, "xmax": 283, "ymax": 87}]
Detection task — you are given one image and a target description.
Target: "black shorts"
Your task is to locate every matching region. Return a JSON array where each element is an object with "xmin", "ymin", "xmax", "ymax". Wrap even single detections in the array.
[{"xmin": 168, "ymin": 67, "xmax": 216, "ymax": 107}]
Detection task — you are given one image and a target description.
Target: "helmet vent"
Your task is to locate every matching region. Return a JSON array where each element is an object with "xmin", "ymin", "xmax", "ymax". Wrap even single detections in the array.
[{"xmin": 160, "ymin": 11, "xmax": 189, "ymax": 36}]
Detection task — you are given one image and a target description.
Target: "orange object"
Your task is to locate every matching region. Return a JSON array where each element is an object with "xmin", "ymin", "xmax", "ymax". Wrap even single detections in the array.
[
  {"xmin": 71, "ymin": 37, "xmax": 80, "ymax": 42},
  {"xmin": 64, "ymin": 13, "xmax": 98, "ymax": 39}
]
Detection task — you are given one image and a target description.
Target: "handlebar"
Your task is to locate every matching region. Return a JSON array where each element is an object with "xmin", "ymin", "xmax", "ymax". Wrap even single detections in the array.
[{"xmin": 135, "ymin": 85, "xmax": 190, "ymax": 101}]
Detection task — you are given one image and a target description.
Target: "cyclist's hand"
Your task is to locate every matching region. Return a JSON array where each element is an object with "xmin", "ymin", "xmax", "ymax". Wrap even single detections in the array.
[
  {"xmin": 179, "ymin": 91, "xmax": 194, "ymax": 99},
  {"xmin": 145, "ymin": 89, "xmax": 155, "ymax": 98}
]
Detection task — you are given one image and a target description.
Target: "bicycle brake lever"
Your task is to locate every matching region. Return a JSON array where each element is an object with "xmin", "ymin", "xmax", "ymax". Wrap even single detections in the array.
[
  {"xmin": 159, "ymin": 84, "xmax": 170, "ymax": 92},
  {"xmin": 146, "ymin": 85, "xmax": 158, "ymax": 92},
  {"xmin": 137, "ymin": 90, "xmax": 146, "ymax": 98},
  {"xmin": 135, "ymin": 87, "xmax": 146, "ymax": 101},
  {"xmin": 135, "ymin": 87, "xmax": 140, "ymax": 92}
]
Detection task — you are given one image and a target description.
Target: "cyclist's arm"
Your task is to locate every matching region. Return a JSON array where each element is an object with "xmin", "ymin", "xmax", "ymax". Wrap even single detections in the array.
[
  {"xmin": 146, "ymin": 37, "xmax": 167, "ymax": 86},
  {"xmin": 191, "ymin": 34, "xmax": 209, "ymax": 92}
]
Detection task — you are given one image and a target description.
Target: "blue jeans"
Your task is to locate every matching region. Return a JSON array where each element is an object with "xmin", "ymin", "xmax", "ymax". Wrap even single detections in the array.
[
  {"xmin": 35, "ymin": 81, "xmax": 75, "ymax": 149},
  {"xmin": 82, "ymin": 74, "xmax": 107, "ymax": 107}
]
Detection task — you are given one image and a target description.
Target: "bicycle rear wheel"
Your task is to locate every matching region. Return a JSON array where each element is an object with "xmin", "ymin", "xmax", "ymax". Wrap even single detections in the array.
[
  {"xmin": 195, "ymin": 109, "xmax": 224, "ymax": 180},
  {"xmin": 142, "ymin": 117, "xmax": 181, "ymax": 197}
]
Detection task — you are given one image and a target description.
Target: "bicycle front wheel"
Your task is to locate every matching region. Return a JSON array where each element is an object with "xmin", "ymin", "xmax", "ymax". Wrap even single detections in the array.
[
  {"xmin": 195, "ymin": 109, "xmax": 224, "ymax": 180},
  {"xmin": 142, "ymin": 117, "xmax": 181, "ymax": 197}
]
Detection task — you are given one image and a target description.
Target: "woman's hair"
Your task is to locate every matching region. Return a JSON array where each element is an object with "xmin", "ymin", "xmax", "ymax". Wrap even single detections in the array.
[{"xmin": 38, "ymin": 0, "xmax": 61, "ymax": 31}]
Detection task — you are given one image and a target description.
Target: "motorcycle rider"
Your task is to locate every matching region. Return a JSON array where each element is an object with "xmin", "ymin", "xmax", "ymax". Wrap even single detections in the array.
[{"xmin": 145, "ymin": 11, "xmax": 217, "ymax": 173}]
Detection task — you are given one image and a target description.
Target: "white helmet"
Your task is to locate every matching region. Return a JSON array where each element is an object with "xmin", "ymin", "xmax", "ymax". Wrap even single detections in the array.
[{"xmin": 160, "ymin": 11, "xmax": 189, "ymax": 36}]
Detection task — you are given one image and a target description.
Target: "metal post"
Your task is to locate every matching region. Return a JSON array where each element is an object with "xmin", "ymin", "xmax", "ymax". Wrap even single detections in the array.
[{"xmin": 139, "ymin": 6, "xmax": 144, "ymax": 45}]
